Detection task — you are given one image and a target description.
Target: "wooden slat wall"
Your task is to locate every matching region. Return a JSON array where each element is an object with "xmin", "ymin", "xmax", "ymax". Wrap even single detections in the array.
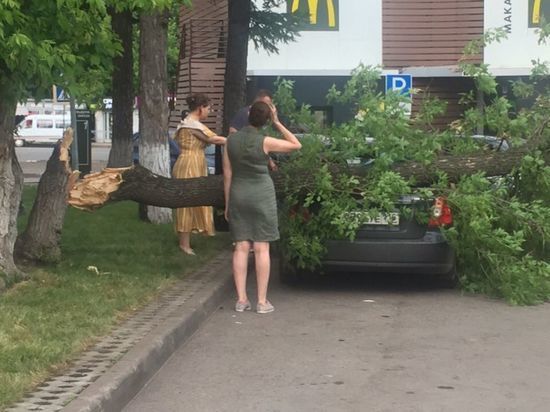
[
  {"xmin": 169, "ymin": 0, "xmax": 228, "ymax": 133},
  {"xmin": 383, "ymin": 0, "xmax": 484, "ymax": 68},
  {"xmin": 411, "ymin": 77, "xmax": 475, "ymax": 129}
]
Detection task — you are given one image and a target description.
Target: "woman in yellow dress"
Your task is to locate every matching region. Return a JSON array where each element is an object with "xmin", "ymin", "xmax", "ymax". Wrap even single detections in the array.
[{"xmin": 173, "ymin": 93, "xmax": 226, "ymax": 255}]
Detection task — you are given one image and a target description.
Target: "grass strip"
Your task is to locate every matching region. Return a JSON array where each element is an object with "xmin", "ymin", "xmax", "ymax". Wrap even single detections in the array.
[{"xmin": 0, "ymin": 186, "xmax": 230, "ymax": 409}]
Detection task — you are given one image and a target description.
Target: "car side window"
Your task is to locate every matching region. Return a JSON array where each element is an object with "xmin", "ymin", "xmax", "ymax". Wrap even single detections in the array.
[{"xmin": 36, "ymin": 119, "xmax": 53, "ymax": 129}]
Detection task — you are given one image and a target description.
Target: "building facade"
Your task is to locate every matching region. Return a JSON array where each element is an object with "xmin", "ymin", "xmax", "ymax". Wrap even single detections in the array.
[{"xmin": 176, "ymin": 0, "xmax": 550, "ymax": 130}]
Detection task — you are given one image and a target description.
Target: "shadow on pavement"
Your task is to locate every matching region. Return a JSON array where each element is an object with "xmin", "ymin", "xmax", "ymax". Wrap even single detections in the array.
[{"xmin": 273, "ymin": 259, "xmax": 457, "ymax": 295}]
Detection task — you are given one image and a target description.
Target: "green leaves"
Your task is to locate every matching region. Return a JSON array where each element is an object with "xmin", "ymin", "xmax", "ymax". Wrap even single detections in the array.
[
  {"xmin": 0, "ymin": 0, "xmax": 117, "ymax": 102},
  {"xmin": 446, "ymin": 167, "xmax": 550, "ymax": 305},
  {"xmin": 0, "ymin": 0, "xmax": 188, "ymax": 103},
  {"xmin": 276, "ymin": 54, "xmax": 549, "ymax": 305},
  {"xmin": 250, "ymin": 0, "xmax": 302, "ymax": 55}
]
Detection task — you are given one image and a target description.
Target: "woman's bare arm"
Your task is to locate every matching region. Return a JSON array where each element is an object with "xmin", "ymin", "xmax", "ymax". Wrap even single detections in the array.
[
  {"xmin": 263, "ymin": 105, "xmax": 301, "ymax": 154},
  {"xmin": 222, "ymin": 147, "xmax": 232, "ymax": 221},
  {"xmin": 263, "ymin": 123, "xmax": 302, "ymax": 154},
  {"xmin": 190, "ymin": 129, "xmax": 226, "ymax": 145}
]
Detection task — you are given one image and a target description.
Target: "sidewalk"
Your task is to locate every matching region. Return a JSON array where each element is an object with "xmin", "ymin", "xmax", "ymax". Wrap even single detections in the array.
[{"xmin": 7, "ymin": 251, "xmax": 234, "ymax": 412}]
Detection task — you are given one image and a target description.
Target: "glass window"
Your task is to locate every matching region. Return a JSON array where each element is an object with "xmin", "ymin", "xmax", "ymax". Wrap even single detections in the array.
[
  {"xmin": 23, "ymin": 119, "xmax": 33, "ymax": 128},
  {"xmin": 36, "ymin": 119, "xmax": 53, "ymax": 128},
  {"xmin": 310, "ymin": 106, "xmax": 333, "ymax": 127}
]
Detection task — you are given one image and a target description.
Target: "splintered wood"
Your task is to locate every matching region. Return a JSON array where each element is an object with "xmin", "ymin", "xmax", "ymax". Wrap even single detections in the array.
[{"xmin": 68, "ymin": 167, "xmax": 132, "ymax": 211}]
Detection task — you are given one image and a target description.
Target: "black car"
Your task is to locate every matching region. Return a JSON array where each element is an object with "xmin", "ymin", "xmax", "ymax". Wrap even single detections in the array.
[
  {"xmin": 277, "ymin": 134, "xmax": 507, "ymax": 283},
  {"xmin": 278, "ymin": 194, "xmax": 456, "ymax": 283}
]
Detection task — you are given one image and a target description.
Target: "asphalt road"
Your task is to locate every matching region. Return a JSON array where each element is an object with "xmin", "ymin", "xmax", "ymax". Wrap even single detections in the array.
[
  {"xmin": 15, "ymin": 145, "xmax": 110, "ymax": 162},
  {"xmin": 17, "ymin": 145, "xmax": 110, "ymax": 182},
  {"xmin": 123, "ymin": 268, "xmax": 550, "ymax": 412}
]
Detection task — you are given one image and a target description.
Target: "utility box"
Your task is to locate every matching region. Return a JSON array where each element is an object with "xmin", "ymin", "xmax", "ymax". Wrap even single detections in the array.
[{"xmin": 75, "ymin": 109, "xmax": 94, "ymax": 175}]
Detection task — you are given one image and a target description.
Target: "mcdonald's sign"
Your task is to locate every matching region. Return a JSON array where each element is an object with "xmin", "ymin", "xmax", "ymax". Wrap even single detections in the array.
[
  {"xmin": 287, "ymin": 0, "xmax": 339, "ymax": 31},
  {"xmin": 529, "ymin": 0, "xmax": 550, "ymax": 27}
]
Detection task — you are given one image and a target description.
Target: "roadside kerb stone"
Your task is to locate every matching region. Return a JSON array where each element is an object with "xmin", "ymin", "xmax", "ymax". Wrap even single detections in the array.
[{"xmin": 7, "ymin": 251, "xmax": 233, "ymax": 412}]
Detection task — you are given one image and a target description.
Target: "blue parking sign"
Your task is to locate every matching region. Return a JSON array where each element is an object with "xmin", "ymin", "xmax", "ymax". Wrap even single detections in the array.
[{"xmin": 385, "ymin": 74, "xmax": 412, "ymax": 96}]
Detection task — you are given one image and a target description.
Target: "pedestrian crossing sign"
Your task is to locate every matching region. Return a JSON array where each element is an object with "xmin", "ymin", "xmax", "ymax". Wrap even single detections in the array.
[{"xmin": 56, "ymin": 86, "xmax": 69, "ymax": 102}]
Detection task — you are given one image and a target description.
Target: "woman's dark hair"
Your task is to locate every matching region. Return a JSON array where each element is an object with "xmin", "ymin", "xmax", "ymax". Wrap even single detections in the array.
[
  {"xmin": 186, "ymin": 93, "xmax": 210, "ymax": 111},
  {"xmin": 248, "ymin": 101, "xmax": 271, "ymax": 128},
  {"xmin": 255, "ymin": 89, "xmax": 272, "ymax": 100}
]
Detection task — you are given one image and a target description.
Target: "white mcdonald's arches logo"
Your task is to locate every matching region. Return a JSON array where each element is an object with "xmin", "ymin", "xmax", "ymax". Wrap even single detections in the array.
[{"xmin": 291, "ymin": 0, "xmax": 337, "ymax": 28}]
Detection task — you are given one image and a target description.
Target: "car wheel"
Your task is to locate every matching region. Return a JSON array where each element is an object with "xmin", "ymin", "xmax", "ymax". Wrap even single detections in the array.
[
  {"xmin": 14, "ymin": 139, "xmax": 24, "ymax": 147},
  {"xmin": 278, "ymin": 257, "xmax": 299, "ymax": 285},
  {"xmin": 276, "ymin": 249, "xmax": 305, "ymax": 285},
  {"xmin": 439, "ymin": 261, "xmax": 458, "ymax": 289}
]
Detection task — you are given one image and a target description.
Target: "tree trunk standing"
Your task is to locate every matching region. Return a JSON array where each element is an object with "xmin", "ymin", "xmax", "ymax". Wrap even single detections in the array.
[
  {"xmin": 15, "ymin": 131, "xmax": 74, "ymax": 264},
  {"xmin": 0, "ymin": 98, "xmax": 25, "ymax": 290},
  {"xmin": 218, "ymin": 0, "xmax": 252, "ymax": 172},
  {"xmin": 139, "ymin": 9, "xmax": 172, "ymax": 224},
  {"xmin": 108, "ymin": 8, "xmax": 135, "ymax": 168},
  {"xmin": 222, "ymin": 0, "xmax": 251, "ymax": 133}
]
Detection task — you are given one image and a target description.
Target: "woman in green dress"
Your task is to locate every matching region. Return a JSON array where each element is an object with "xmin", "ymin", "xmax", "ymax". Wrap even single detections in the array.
[{"xmin": 223, "ymin": 101, "xmax": 302, "ymax": 314}]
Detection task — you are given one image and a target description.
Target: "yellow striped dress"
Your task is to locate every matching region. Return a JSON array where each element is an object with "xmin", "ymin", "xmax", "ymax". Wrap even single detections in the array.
[{"xmin": 172, "ymin": 118, "xmax": 216, "ymax": 235}]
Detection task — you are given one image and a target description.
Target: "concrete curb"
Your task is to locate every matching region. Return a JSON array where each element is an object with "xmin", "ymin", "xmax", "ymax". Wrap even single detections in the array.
[{"xmin": 62, "ymin": 268, "xmax": 234, "ymax": 412}]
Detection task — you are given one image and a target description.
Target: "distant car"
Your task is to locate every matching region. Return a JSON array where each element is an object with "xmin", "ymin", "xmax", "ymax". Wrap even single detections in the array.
[{"xmin": 14, "ymin": 114, "xmax": 70, "ymax": 147}]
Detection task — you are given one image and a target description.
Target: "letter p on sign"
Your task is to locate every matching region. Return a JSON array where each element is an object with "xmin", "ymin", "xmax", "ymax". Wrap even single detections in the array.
[{"xmin": 385, "ymin": 74, "xmax": 412, "ymax": 96}]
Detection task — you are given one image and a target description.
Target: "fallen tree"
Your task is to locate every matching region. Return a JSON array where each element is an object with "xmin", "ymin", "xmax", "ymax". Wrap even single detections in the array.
[{"xmin": 67, "ymin": 143, "xmax": 537, "ymax": 211}]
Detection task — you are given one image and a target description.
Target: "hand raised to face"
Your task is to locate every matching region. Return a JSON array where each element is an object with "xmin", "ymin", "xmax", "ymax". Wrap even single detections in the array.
[{"xmin": 269, "ymin": 104, "xmax": 280, "ymax": 124}]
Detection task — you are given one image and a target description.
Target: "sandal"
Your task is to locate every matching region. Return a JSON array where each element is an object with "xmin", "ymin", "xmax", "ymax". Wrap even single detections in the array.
[
  {"xmin": 235, "ymin": 300, "xmax": 252, "ymax": 312},
  {"xmin": 256, "ymin": 301, "xmax": 274, "ymax": 314}
]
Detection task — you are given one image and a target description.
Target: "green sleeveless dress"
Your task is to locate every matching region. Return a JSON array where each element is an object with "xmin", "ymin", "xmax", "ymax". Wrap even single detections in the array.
[{"xmin": 227, "ymin": 126, "xmax": 279, "ymax": 242}]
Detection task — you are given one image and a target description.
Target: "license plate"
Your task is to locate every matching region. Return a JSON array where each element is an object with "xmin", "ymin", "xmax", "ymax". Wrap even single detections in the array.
[
  {"xmin": 364, "ymin": 212, "xmax": 399, "ymax": 225},
  {"xmin": 344, "ymin": 211, "xmax": 400, "ymax": 226}
]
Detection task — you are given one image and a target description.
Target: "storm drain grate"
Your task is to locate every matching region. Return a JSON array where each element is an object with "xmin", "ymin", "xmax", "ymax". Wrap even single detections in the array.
[{"xmin": 7, "ymin": 251, "xmax": 232, "ymax": 411}]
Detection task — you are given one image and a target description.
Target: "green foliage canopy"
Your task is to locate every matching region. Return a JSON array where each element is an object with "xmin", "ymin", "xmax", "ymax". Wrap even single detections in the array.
[
  {"xmin": 0, "ymin": 0, "xmax": 190, "ymax": 104},
  {"xmin": 0, "ymin": 0, "xmax": 117, "ymax": 102}
]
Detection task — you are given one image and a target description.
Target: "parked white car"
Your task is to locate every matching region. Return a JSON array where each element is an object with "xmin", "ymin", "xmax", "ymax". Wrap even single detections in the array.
[{"xmin": 14, "ymin": 114, "xmax": 71, "ymax": 146}]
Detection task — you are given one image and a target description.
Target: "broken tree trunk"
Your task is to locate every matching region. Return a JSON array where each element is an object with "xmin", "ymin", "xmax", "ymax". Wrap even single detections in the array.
[
  {"xmin": 68, "ymin": 145, "xmax": 537, "ymax": 211},
  {"xmin": 0, "ymin": 97, "xmax": 26, "ymax": 290},
  {"xmin": 16, "ymin": 129, "xmax": 78, "ymax": 263}
]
